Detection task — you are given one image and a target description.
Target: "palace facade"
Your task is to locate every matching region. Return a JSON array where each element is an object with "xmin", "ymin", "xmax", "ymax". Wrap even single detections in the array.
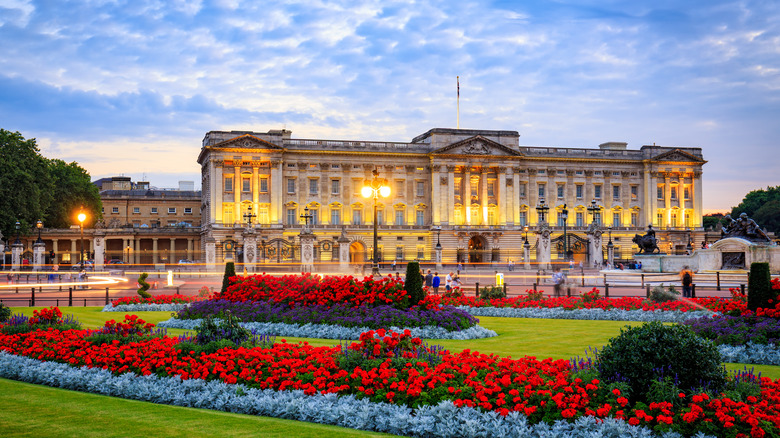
[{"xmin": 198, "ymin": 128, "xmax": 706, "ymax": 267}]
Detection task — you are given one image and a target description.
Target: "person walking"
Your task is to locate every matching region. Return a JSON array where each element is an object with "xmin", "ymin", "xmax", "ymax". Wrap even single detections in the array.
[
  {"xmin": 445, "ymin": 271, "xmax": 454, "ymax": 292},
  {"xmin": 680, "ymin": 266, "xmax": 694, "ymax": 298},
  {"xmin": 551, "ymin": 267, "xmax": 566, "ymax": 298},
  {"xmin": 432, "ymin": 272, "xmax": 441, "ymax": 295},
  {"xmin": 424, "ymin": 269, "xmax": 433, "ymax": 289}
]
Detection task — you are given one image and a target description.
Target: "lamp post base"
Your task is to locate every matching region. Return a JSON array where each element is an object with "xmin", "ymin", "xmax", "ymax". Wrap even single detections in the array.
[{"xmin": 371, "ymin": 264, "xmax": 380, "ymax": 277}]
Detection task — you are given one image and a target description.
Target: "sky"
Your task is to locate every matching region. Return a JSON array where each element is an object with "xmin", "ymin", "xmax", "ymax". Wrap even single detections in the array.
[{"xmin": 1, "ymin": 0, "xmax": 778, "ymax": 214}]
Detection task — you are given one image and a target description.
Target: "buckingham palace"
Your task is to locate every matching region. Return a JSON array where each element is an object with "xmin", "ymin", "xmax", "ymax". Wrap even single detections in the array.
[{"xmin": 197, "ymin": 127, "xmax": 705, "ymax": 268}]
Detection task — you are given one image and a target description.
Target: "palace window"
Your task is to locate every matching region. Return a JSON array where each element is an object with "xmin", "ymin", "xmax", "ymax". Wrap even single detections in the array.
[
  {"xmin": 454, "ymin": 179, "xmax": 462, "ymax": 197},
  {"xmin": 557, "ymin": 184, "xmax": 564, "ymax": 198},
  {"xmin": 631, "ymin": 212, "xmax": 638, "ymax": 226},
  {"xmin": 417, "ymin": 245, "xmax": 425, "ymax": 260},
  {"xmin": 133, "ymin": 207, "xmax": 140, "ymax": 214},
  {"xmin": 576, "ymin": 184, "xmax": 583, "ymax": 199},
  {"xmin": 671, "ymin": 213, "xmax": 678, "ymax": 227},
  {"xmin": 260, "ymin": 178, "xmax": 268, "ymax": 193},
  {"xmin": 518, "ymin": 183, "xmax": 526, "ymax": 198},
  {"xmin": 657, "ymin": 212, "xmax": 664, "ymax": 226},
  {"xmin": 576, "ymin": 212, "xmax": 584, "ymax": 227},
  {"xmin": 242, "ymin": 177, "xmax": 251, "ymax": 192},
  {"xmin": 613, "ymin": 212, "xmax": 621, "ymax": 226},
  {"xmin": 225, "ymin": 176, "xmax": 233, "ymax": 192},
  {"xmin": 396, "ymin": 246, "xmax": 404, "ymax": 260},
  {"xmin": 594, "ymin": 185, "xmax": 602, "ymax": 199},
  {"xmin": 538, "ymin": 183, "xmax": 546, "ymax": 199},
  {"xmin": 168, "ymin": 207, "xmax": 176, "ymax": 214},
  {"xmin": 331, "ymin": 208, "xmax": 340, "ymax": 225},
  {"xmin": 671, "ymin": 186, "xmax": 678, "ymax": 200},
  {"xmin": 309, "ymin": 179, "xmax": 318, "ymax": 195},
  {"xmin": 594, "ymin": 212, "xmax": 601, "ymax": 225},
  {"xmin": 258, "ymin": 206, "xmax": 269, "ymax": 224},
  {"xmin": 287, "ymin": 178, "xmax": 295, "ymax": 194},
  {"xmin": 557, "ymin": 211, "xmax": 566, "ymax": 227},
  {"xmin": 684, "ymin": 186, "xmax": 690, "ymax": 199},
  {"xmin": 613, "ymin": 185, "xmax": 620, "ymax": 200},
  {"xmin": 331, "ymin": 179, "xmax": 340, "ymax": 195},
  {"xmin": 488, "ymin": 181, "xmax": 495, "ymax": 197},
  {"xmin": 310, "ymin": 208, "xmax": 319, "ymax": 225},
  {"xmin": 184, "ymin": 207, "xmax": 192, "ymax": 214},
  {"xmin": 416, "ymin": 181, "xmax": 425, "ymax": 197},
  {"xmin": 377, "ymin": 209, "xmax": 384, "ymax": 225},
  {"xmin": 151, "ymin": 207, "xmax": 158, "ymax": 214},
  {"xmin": 395, "ymin": 180, "xmax": 405, "ymax": 197},
  {"xmin": 353, "ymin": 209, "xmax": 362, "ymax": 225},
  {"xmin": 631, "ymin": 185, "xmax": 638, "ymax": 201},
  {"xmin": 395, "ymin": 209, "xmax": 405, "ymax": 225},
  {"xmin": 223, "ymin": 204, "xmax": 234, "ymax": 224},
  {"xmin": 518, "ymin": 211, "xmax": 527, "ymax": 226},
  {"xmin": 416, "ymin": 210, "xmax": 424, "ymax": 226},
  {"xmin": 286, "ymin": 208, "xmax": 296, "ymax": 225},
  {"xmin": 657, "ymin": 185, "xmax": 664, "ymax": 200},
  {"xmin": 112, "ymin": 207, "xmax": 119, "ymax": 214}
]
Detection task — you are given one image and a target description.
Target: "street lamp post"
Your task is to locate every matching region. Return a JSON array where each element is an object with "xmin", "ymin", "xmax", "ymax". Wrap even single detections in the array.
[
  {"xmin": 35, "ymin": 220, "xmax": 43, "ymax": 244},
  {"xmin": 587, "ymin": 199, "xmax": 601, "ymax": 224},
  {"xmin": 607, "ymin": 226, "xmax": 614, "ymax": 267},
  {"xmin": 243, "ymin": 205, "xmax": 256, "ymax": 227},
  {"xmin": 362, "ymin": 167, "xmax": 390, "ymax": 277},
  {"xmin": 686, "ymin": 228, "xmax": 693, "ymax": 254},
  {"xmin": 561, "ymin": 204, "xmax": 569, "ymax": 261},
  {"xmin": 435, "ymin": 226, "xmax": 442, "ymax": 250},
  {"xmin": 535, "ymin": 199, "xmax": 549, "ymax": 224},
  {"xmin": 14, "ymin": 221, "xmax": 20, "ymax": 244},
  {"xmin": 77, "ymin": 209, "xmax": 86, "ymax": 270}
]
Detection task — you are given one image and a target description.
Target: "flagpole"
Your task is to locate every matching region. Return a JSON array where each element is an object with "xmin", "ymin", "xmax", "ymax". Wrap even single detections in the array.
[{"xmin": 457, "ymin": 76, "xmax": 460, "ymax": 129}]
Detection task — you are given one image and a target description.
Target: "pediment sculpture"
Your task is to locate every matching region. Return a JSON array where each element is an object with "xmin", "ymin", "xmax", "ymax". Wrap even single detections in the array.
[{"xmin": 720, "ymin": 213, "xmax": 772, "ymax": 243}]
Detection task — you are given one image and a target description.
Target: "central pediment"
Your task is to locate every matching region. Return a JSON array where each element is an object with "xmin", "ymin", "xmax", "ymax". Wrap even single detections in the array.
[
  {"xmin": 430, "ymin": 135, "xmax": 522, "ymax": 157},
  {"xmin": 651, "ymin": 148, "xmax": 704, "ymax": 163},
  {"xmin": 212, "ymin": 134, "xmax": 283, "ymax": 150}
]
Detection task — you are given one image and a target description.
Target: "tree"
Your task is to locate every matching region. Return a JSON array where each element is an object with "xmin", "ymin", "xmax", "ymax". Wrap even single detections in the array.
[
  {"xmin": 45, "ymin": 159, "xmax": 102, "ymax": 229},
  {"xmin": 404, "ymin": 261, "xmax": 424, "ymax": 307},
  {"xmin": 731, "ymin": 186, "xmax": 780, "ymax": 235},
  {"xmin": 0, "ymin": 129, "xmax": 53, "ymax": 240},
  {"xmin": 702, "ymin": 213, "xmax": 726, "ymax": 232},
  {"xmin": 221, "ymin": 261, "xmax": 236, "ymax": 293}
]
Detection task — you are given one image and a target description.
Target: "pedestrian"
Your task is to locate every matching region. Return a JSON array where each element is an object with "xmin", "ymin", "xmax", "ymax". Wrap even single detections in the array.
[
  {"xmin": 395, "ymin": 272, "xmax": 403, "ymax": 283},
  {"xmin": 445, "ymin": 271, "xmax": 454, "ymax": 292},
  {"xmin": 432, "ymin": 272, "xmax": 441, "ymax": 295},
  {"xmin": 391, "ymin": 259, "xmax": 396, "ymax": 271},
  {"xmin": 424, "ymin": 269, "xmax": 433, "ymax": 288},
  {"xmin": 508, "ymin": 260, "xmax": 514, "ymax": 271},
  {"xmin": 552, "ymin": 267, "xmax": 566, "ymax": 298},
  {"xmin": 680, "ymin": 265, "xmax": 694, "ymax": 298},
  {"xmin": 6, "ymin": 272, "xmax": 12, "ymax": 285},
  {"xmin": 78, "ymin": 269, "xmax": 86, "ymax": 289},
  {"xmin": 457, "ymin": 262, "xmax": 463, "ymax": 273}
]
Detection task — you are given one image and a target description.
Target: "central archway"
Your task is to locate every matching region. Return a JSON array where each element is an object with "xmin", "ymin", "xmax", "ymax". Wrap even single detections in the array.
[
  {"xmin": 349, "ymin": 241, "xmax": 366, "ymax": 263},
  {"xmin": 468, "ymin": 235, "xmax": 487, "ymax": 264}
]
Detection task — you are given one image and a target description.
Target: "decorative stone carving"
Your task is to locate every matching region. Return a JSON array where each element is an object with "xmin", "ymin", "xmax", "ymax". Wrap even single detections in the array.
[
  {"xmin": 463, "ymin": 140, "xmax": 489, "ymax": 154},
  {"xmin": 720, "ymin": 213, "xmax": 772, "ymax": 243},
  {"xmin": 446, "ymin": 165, "xmax": 457, "ymax": 172},
  {"xmin": 440, "ymin": 177, "xmax": 448, "ymax": 185}
]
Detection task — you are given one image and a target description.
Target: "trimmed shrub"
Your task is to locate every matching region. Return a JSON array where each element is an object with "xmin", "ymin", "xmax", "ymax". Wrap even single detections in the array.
[
  {"xmin": 0, "ymin": 303, "xmax": 10, "ymax": 323},
  {"xmin": 748, "ymin": 262, "xmax": 772, "ymax": 312},
  {"xmin": 597, "ymin": 321, "xmax": 726, "ymax": 403},
  {"xmin": 648, "ymin": 284, "xmax": 680, "ymax": 303},
  {"xmin": 137, "ymin": 273, "xmax": 151, "ymax": 298},
  {"xmin": 221, "ymin": 261, "xmax": 236, "ymax": 293},
  {"xmin": 404, "ymin": 261, "xmax": 424, "ymax": 307},
  {"xmin": 479, "ymin": 285, "xmax": 506, "ymax": 300}
]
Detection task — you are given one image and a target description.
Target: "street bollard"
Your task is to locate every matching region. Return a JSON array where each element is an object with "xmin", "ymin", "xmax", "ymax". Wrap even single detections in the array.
[
  {"xmin": 105, "ymin": 287, "xmax": 109, "ymax": 305},
  {"xmin": 604, "ymin": 283, "xmax": 609, "ymax": 298},
  {"xmin": 716, "ymin": 271, "xmax": 721, "ymax": 291},
  {"xmin": 69, "ymin": 287, "xmax": 73, "ymax": 307},
  {"xmin": 475, "ymin": 282, "xmax": 480, "ymax": 298},
  {"xmin": 641, "ymin": 274, "xmax": 645, "ymax": 288},
  {"xmin": 31, "ymin": 287, "xmax": 35, "ymax": 306},
  {"xmin": 646, "ymin": 285, "xmax": 650, "ymax": 298},
  {"xmin": 692, "ymin": 283, "xmax": 696, "ymax": 298}
]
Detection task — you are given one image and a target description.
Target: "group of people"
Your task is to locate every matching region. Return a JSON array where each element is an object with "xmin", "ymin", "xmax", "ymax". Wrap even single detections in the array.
[{"xmin": 420, "ymin": 269, "xmax": 462, "ymax": 295}]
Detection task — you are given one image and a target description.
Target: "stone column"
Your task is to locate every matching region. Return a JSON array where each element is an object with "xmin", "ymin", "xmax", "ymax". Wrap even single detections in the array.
[
  {"xmin": 214, "ymin": 160, "xmax": 224, "ymax": 223},
  {"xmin": 133, "ymin": 238, "xmax": 140, "ymax": 265},
  {"xmin": 205, "ymin": 237, "xmax": 216, "ymax": 269},
  {"xmin": 464, "ymin": 167, "xmax": 471, "ymax": 225},
  {"xmin": 431, "ymin": 165, "xmax": 441, "ymax": 225},
  {"xmin": 242, "ymin": 228, "xmax": 257, "ymax": 272},
  {"xmin": 535, "ymin": 224, "xmax": 551, "ymax": 271},
  {"xmin": 271, "ymin": 160, "xmax": 283, "ymax": 224},
  {"xmin": 233, "ymin": 163, "xmax": 241, "ymax": 226},
  {"xmin": 187, "ymin": 238, "xmax": 194, "ymax": 261},
  {"xmin": 586, "ymin": 226, "xmax": 603, "ymax": 268},
  {"xmin": 52, "ymin": 239, "xmax": 58, "ymax": 264},
  {"xmin": 693, "ymin": 171, "xmax": 703, "ymax": 228},
  {"xmin": 299, "ymin": 231, "xmax": 315, "ymax": 273},
  {"xmin": 643, "ymin": 163, "xmax": 653, "ymax": 227},
  {"xmin": 664, "ymin": 173, "xmax": 672, "ymax": 227},
  {"xmin": 252, "ymin": 164, "xmax": 259, "ymax": 219},
  {"xmin": 446, "ymin": 165, "xmax": 456, "ymax": 225},
  {"xmin": 523, "ymin": 241, "xmax": 530, "ymax": 270},
  {"xmin": 607, "ymin": 242, "xmax": 615, "ymax": 268},
  {"xmin": 11, "ymin": 241, "xmax": 23, "ymax": 271},
  {"xmin": 512, "ymin": 168, "xmax": 521, "ymax": 225},
  {"xmin": 71, "ymin": 239, "xmax": 78, "ymax": 265},
  {"xmin": 481, "ymin": 167, "xmax": 488, "ymax": 225},
  {"xmin": 152, "ymin": 237, "xmax": 159, "ymax": 264},
  {"xmin": 338, "ymin": 231, "xmax": 350, "ymax": 271},
  {"xmin": 33, "ymin": 241, "xmax": 45, "ymax": 271},
  {"xmin": 93, "ymin": 232, "xmax": 106, "ymax": 270}
]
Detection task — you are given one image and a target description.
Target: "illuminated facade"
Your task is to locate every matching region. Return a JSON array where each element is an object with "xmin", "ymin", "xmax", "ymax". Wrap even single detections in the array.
[{"xmin": 198, "ymin": 128, "xmax": 706, "ymax": 265}]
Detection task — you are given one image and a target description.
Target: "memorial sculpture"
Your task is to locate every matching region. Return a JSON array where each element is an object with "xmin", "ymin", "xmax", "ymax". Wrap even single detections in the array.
[
  {"xmin": 633, "ymin": 225, "xmax": 660, "ymax": 254},
  {"xmin": 720, "ymin": 213, "xmax": 772, "ymax": 243}
]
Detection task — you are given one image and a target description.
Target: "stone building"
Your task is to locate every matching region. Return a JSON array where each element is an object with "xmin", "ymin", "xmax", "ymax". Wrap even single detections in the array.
[{"xmin": 197, "ymin": 128, "xmax": 706, "ymax": 268}]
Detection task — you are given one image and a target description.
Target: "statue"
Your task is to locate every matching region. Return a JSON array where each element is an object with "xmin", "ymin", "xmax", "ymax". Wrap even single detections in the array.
[
  {"xmin": 720, "ymin": 212, "xmax": 771, "ymax": 243},
  {"xmin": 633, "ymin": 225, "xmax": 660, "ymax": 254}
]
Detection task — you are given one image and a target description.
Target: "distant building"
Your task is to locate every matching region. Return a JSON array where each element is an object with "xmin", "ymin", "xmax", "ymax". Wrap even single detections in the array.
[{"xmin": 197, "ymin": 127, "xmax": 706, "ymax": 265}]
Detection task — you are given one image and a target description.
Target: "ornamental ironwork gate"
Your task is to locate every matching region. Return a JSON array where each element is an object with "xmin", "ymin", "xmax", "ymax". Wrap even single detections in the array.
[{"xmin": 551, "ymin": 233, "xmax": 588, "ymax": 263}]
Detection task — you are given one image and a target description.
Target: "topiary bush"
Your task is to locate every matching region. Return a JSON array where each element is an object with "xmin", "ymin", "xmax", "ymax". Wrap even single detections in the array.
[
  {"xmin": 479, "ymin": 285, "xmax": 506, "ymax": 300},
  {"xmin": 221, "ymin": 261, "xmax": 236, "ymax": 293},
  {"xmin": 404, "ymin": 261, "xmax": 424, "ymax": 307},
  {"xmin": 748, "ymin": 262, "xmax": 772, "ymax": 312},
  {"xmin": 0, "ymin": 303, "xmax": 10, "ymax": 323},
  {"xmin": 137, "ymin": 273, "xmax": 152, "ymax": 299},
  {"xmin": 648, "ymin": 284, "xmax": 680, "ymax": 303},
  {"xmin": 597, "ymin": 321, "xmax": 726, "ymax": 403}
]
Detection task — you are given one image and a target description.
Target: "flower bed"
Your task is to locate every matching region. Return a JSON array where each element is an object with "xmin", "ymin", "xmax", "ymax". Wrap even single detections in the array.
[
  {"xmin": 459, "ymin": 306, "xmax": 714, "ymax": 323},
  {"xmin": 176, "ymin": 299, "xmax": 478, "ymax": 332},
  {"xmin": 109, "ymin": 294, "xmax": 204, "ymax": 307},
  {"xmin": 219, "ymin": 273, "xmax": 409, "ymax": 309},
  {"xmin": 1, "ymin": 320, "xmax": 779, "ymax": 437},
  {"xmin": 158, "ymin": 317, "xmax": 497, "ymax": 340}
]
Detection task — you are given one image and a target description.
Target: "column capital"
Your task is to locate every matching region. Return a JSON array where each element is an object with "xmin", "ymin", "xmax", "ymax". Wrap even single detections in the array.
[{"xmin": 446, "ymin": 165, "xmax": 457, "ymax": 172}]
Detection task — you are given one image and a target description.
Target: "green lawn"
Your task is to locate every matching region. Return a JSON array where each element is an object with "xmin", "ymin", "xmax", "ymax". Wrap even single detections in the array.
[{"xmin": 2, "ymin": 306, "xmax": 779, "ymax": 437}]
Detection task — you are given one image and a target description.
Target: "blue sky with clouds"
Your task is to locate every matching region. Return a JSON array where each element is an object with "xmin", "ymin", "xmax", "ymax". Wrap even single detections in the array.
[{"xmin": 1, "ymin": 0, "xmax": 778, "ymax": 213}]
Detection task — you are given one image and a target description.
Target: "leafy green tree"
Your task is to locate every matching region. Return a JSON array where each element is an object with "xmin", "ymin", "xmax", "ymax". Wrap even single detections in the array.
[
  {"xmin": 702, "ymin": 213, "xmax": 726, "ymax": 232},
  {"xmin": 45, "ymin": 159, "xmax": 102, "ymax": 229},
  {"xmin": 0, "ymin": 129, "xmax": 53, "ymax": 239},
  {"xmin": 731, "ymin": 186, "xmax": 780, "ymax": 234}
]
